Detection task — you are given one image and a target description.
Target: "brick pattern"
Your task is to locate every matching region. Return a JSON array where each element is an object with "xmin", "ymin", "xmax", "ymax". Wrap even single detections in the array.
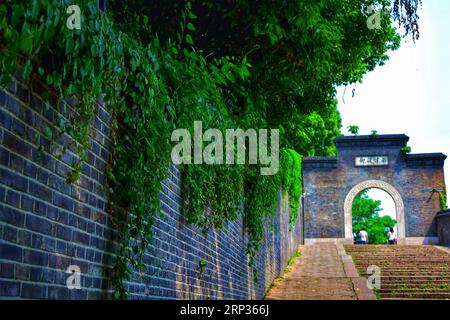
[
  {"xmin": 0, "ymin": 79, "xmax": 302, "ymax": 299},
  {"xmin": 437, "ymin": 210, "xmax": 450, "ymax": 246},
  {"xmin": 303, "ymin": 135, "xmax": 446, "ymax": 239}
]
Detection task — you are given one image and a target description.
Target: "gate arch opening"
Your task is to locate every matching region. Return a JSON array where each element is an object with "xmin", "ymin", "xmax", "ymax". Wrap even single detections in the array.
[{"xmin": 344, "ymin": 180, "xmax": 405, "ymax": 243}]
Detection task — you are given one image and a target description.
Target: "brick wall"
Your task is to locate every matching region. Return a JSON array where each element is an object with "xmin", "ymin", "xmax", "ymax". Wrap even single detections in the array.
[
  {"xmin": 0, "ymin": 78, "xmax": 302, "ymax": 299},
  {"xmin": 437, "ymin": 210, "xmax": 450, "ymax": 247}
]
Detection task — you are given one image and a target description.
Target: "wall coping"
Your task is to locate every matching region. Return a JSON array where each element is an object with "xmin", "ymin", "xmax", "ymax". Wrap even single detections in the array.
[
  {"xmin": 335, "ymin": 134, "xmax": 409, "ymax": 148},
  {"xmin": 302, "ymin": 157, "xmax": 338, "ymax": 168},
  {"xmin": 302, "ymin": 156, "xmax": 337, "ymax": 163},
  {"xmin": 437, "ymin": 209, "xmax": 450, "ymax": 218}
]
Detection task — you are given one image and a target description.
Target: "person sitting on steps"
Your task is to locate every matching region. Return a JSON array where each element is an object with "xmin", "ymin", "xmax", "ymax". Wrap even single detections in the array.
[
  {"xmin": 388, "ymin": 227, "xmax": 397, "ymax": 245},
  {"xmin": 359, "ymin": 227, "xmax": 369, "ymax": 245}
]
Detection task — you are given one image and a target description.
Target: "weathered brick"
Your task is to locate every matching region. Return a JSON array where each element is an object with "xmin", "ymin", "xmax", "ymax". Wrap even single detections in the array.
[
  {"xmin": 0, "ymin": 146, "xmax": 10, "ymax": 166},
  {"xmin": 52, "ymin": 193, "xmax": 74, "ymax": 211},
  {"xmin": 48, "ymin": 286, "xmax": 69, "ymax": 299},
  {"xmin": 0, "ymin": 262, "xmax": 15, "ymax": 278},
  {"xmin": 34, "ymin": 200, "xmax": 47, "ymax": 215},
  {"xmin": 22, "ymin": 283, "xmax": 47, "ymax": 299},
  {"xmin": 21, "ymin": 194, "xmax": 34, "ymax": 211},
  {"xmin": 17, "ymin": 229, "xmax": 32, "ymax": 246},
  {"xmin": 23, "ymin": 160, "xmax": 38, "ymax": 178},
  {"xmin": 2, "ymin": 225, "xmax": 17, "ymax": 242},
  {"xmin": 0, "ymin": 243, "xmax": 22, "ymax": 262},
  {"xmin": 0, "ymin": 280, "xmax": 20, "ymax": 296},
  {"xmin": 72, "ymin": 231, "xmax": 90, "ymax": 246},
  {"xmin": 48, "ymin": 254, "xmax": 70, "ymax": 269},
  {"xmin": 15, "ymin": 264, "xmax": 30, "ymax": 280},
  {"xmin": 0, "ymin": 167, "xmax": 28, "ymax": 192},
  {"xmin": 16, "ymin": 84, "xmax": 30, "ymax": 104},
  {"xmin": 2, "ymin": 131, "xmax": 32, "ymax": 158},
  {"xmin": 0, "ymin": 87, "xmax": 5, "ymax": 107},
  {"xmin": 25, "ymin": 214, "xmax": 52, "ymax": 235},
  {"xmin": 28, "ymin": 181, "xmax": 52, "ymax": 202},
  {"xmin": 23, "ymin": 249, "xmax": 49, "ymax": 266},
  {"xmin": 0, "ymin": 204, "xmax": 25, "ymax": 227},
  {"xmin": 0, "ymin": 108, "xmax": 13, "ymax": 131},
  {"xmin": 30, "ymin": 266, "xmax": 43, "ymax": 281}
]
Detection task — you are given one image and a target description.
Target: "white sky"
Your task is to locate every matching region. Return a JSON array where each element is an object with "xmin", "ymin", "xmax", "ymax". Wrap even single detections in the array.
[{"xmin": 337, "ymin": 0, "xmax": 450, "ymax": 192}]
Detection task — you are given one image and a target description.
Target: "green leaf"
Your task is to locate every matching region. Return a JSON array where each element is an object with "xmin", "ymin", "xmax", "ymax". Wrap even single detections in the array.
[
  {"xmin": 22, "ymin": 60, "xmax": 32, "ymax": 79},
  {"xmin": 38, "ymin": 67, "xmax": 45, "ymax": 76},
  {"xmin": 46, "ymin": 74, "xmax": 53, "ymax": 85},
  {"xmin": 43, "ymin": 126, "xmax": 52, "ymax": 140},
  {"xmin": 187, "ymin": 22, "xmax": 196, "ymax": 31},
  {"xmin": 185, "ymin": 34, "xmax": 193, "ymax": 45},
  {"xmin": 20, "ymin": 33, "xmax": 33, "ymax": 53}
]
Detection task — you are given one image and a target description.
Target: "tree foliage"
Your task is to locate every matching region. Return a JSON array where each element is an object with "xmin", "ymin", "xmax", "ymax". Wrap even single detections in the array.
[{"xmin": 352, "ymin": 190, "xmax": 397, "ymax": 244}]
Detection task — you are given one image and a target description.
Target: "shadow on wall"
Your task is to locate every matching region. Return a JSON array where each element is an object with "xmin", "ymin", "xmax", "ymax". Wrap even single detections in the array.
[{"xmin": 437, "ymin": 210, "xmax": 450, "ymax": 246}]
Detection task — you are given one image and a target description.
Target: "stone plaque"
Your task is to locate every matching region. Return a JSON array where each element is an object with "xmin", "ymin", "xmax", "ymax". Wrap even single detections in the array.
[{"xmin": 355, "ymin": 156, "xmax": 388, "ymax": 166}]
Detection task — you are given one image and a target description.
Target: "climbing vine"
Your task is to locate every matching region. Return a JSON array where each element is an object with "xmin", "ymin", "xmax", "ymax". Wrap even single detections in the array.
[
  {"xmin": 439, "ymin": 189, "xmax": 448, "ymax": 211},
  {"xmin": 280, "ymin": 150, "xmax": 303, "ymax": 229}
]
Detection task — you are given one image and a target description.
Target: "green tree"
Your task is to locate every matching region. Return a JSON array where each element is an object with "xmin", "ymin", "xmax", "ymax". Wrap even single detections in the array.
[
  {"xmin": 347, "ymin": 125, "xmax": 360, "ymax": 135},
  {"xmin": 352, "ymin": 190, "xmax": 397, "ymax": 244}
]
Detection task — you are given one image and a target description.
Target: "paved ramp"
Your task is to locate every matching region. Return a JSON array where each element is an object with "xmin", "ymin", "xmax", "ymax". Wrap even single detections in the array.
[{"xmin": 265, "ymin": 243, "xmax": 375, "ymax": 300}]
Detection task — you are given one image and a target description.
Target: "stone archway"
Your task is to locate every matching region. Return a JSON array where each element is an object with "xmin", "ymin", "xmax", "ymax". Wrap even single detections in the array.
[{"xmin": 344, "ymin": 180, "xmax": 406, "ymax": 243}]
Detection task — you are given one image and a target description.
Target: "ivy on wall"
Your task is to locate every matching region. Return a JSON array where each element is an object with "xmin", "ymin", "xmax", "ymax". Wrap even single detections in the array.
[{"xmin": 439, "ymin": 189, "xmax": 448, "ymax": 211}]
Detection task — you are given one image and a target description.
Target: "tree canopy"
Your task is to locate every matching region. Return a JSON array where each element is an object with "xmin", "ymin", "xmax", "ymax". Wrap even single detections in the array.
[{"xmin": 108, "ymin": 0, "xmax": 421, "ymax": 155}]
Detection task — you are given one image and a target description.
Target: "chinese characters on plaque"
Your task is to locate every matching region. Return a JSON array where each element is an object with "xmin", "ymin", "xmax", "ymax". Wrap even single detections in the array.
[{"xmin": 355, "ymin": 156, "xmax": 388, "ymax": 166}]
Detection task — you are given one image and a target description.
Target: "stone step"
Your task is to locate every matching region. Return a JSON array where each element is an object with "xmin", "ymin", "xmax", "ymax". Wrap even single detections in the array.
[
  {"xmin": 356, "ymin": 265, "xmax": 450, "ymax": 270},
  {"xmin": 379, "ymin": 283, "xmax": 450, "ymax": 290},
  {"xmin": 352, "ymin": 254, "xmax": 449, "ymax": 260},
  {"xmin": 380, "ymin": 292, "xmax": 450, "ymax": 299},
  {"xmin": 351, "ymin": 257, "xmax": 449, "ymax": 260},
  {"xmin": 376, "ymin": 275, "xmax": 450, "ymax": 281},
  {"xmin": 362, "ymin": 272, "xmax": 450, "ymax": 277}
]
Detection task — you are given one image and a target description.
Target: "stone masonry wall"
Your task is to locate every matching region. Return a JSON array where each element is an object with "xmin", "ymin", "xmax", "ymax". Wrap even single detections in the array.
[
  {"xmin": 437, "ymin": 210, "xmax": 450, "ymax": 247},
  {"xmin": 0, "ymin": 78, "xmax": 302, "ymax": 299},
  {"xmin": 303, "ymin": 135, "xmax": 446, "ymax": 241}
]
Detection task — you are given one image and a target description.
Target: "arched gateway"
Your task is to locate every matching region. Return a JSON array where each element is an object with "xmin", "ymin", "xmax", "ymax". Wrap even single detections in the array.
[
  {"xmin": 302, "ymin": 134, "xmax": 447, "ymax": 245},
  {"xmin": 343, "ymin": 180, "xmax": 405, "ymax": 243}
]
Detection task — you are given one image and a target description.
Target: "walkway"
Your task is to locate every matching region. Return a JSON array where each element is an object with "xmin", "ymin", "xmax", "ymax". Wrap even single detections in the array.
[{"xmin": 265, "ymin": 243, "xmax": 375, "ymax": 300}]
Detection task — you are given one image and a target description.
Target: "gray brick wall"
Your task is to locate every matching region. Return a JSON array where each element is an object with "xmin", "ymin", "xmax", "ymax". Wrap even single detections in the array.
[
  {"xmin": 0, "ymin": 79, "xmax": 302, "ymax": 299},
  {"xmin": 303, "ymin": 135, "xmax": 446, "ymax": 240},
  {"xmin": 437, "ymin": 210, "xmax": 450, "ymax": 246}
]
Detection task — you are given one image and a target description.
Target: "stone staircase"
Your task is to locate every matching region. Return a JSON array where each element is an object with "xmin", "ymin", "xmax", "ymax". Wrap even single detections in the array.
[{"xmin": 344, "ymin": 245, "xmax": 450, "ymax": 299}]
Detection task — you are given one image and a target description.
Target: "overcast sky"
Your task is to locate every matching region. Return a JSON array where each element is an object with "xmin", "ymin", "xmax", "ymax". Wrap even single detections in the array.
[{"xmin": 338, "ymin": 0, "xmax": 450, "ymax": 219}]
